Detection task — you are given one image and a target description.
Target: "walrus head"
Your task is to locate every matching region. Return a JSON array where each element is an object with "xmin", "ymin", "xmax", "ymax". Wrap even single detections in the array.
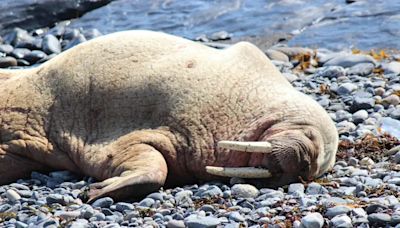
[{"xmin": 206, "ymin": 124, "xmax": 338, "ymax": 187}]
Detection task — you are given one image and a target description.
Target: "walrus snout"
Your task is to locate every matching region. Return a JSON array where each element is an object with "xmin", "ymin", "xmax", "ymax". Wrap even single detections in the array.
[{"xmin": 205, "ymin": 127, "xmax": 330, "ymax": 186}]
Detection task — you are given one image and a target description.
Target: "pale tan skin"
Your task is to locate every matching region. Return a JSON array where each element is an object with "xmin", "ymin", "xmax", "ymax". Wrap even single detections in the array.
[{"xmin": 0, "ymin": 30, "xmax": 338, "ymax": 201}]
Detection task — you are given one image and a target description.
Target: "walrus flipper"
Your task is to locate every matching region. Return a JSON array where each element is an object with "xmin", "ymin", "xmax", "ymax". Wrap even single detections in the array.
[{"xmin": 84, "ymin": 130, "xmax": 174, "ymax": 202}]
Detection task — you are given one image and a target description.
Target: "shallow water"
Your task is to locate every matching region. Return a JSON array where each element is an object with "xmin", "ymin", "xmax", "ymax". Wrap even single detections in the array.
[{"xmin": 68, "ymin": 0, "xmax": 400, "ymax": 51}]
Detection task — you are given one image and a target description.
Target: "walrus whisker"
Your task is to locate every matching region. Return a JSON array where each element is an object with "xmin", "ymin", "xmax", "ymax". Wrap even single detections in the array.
[
  {"xmin": 218, "ymin": 141, "xmax": 272, "ymax": 153},
  {"xmin": 205, "ymin": 166, "xmax": 272, "ymax": 178}
]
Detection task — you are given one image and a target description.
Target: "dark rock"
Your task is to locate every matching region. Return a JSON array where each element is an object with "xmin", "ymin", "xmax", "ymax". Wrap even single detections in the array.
[
  {"xmin": 0, "ymin": 56, "xmax": 18, "ymax": 68},
  {"xmin": 0, "ymin": 0, "xmax": 112, "ymax": 36},
  {"xmin": 10, "ymin": 48, "xmax": 31, "ymax": 59},
  {"xmin": 42, "ymin": 34, "xmax": 61, "ymax": 54},
  {"xmin": 17, "ymin": 59, "xmax": 30, "ymax": 67},
  {"xmin": 350, "ymin": 97, "xmax": 375, "ymax": 113},
  {"xmin": 63, "ymin": 34, "xmax": 87, "ymax": 50},
  {"xmin": 83, "ymin": 28, "xmax": 103, "ymax": 40},
  {"xmin": 3, "ymin": 28, "xmax": 34, "ymax": 46},
  {"xmin": 23, "ymin": 50, "xmax": 47, "ymax": 64}
]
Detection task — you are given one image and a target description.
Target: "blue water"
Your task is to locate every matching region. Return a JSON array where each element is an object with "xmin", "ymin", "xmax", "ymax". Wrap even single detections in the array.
[{"xmin": 69, "ymin": 0, "xmax": 400, "ymax": 51}]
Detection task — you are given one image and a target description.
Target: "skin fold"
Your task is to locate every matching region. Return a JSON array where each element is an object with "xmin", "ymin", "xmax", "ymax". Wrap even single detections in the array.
[{"xmin": 0, "ymin": 30, "xmax": 338, "ymax": 201}]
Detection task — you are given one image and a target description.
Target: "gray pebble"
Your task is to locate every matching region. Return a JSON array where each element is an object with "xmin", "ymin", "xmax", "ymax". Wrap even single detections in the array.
[
  {"xmin": 23, "ymin": 50, "xmax": 47, "ymax": 64},
  {"xmin": 314, "ymin": 66, "xmax": 346, "ymax": 79},
  {"xmin": 347, "ymin": 63, "xmax": 374, "ymax": 76},
  {"xmin": 352, "ymin": 110, "xmax": 368, "ymax": 124},
  {"xmin": 115, "ymin": 202, "xmax": 134, "ymax": 212},
  {"xmin": 288, "ymin": 183, "xmax": 305, "ymax": 196},
  {"xmin": 10, "ymin": 48, "xmax": 31, "ymax": 59},
  {"xmin": 42, "ymin": 34, "xmax": 61, "ymax": 54},
  {"xmin": 367, "ymin": 213, "xmax": 391, "ymax": 225},
  {"xmin": 306, "ymin": 182, "xmax": 328, "ymax": 195},
  {"xmin": 350, "ymin": 97, "xmax": 375, "ymax": 113},
  {"xmin": 265, "ymin": 49, "xmax": 289, "ymax": 62},
  {"xmin": 185, "ymin": 215, "xmax": 221, "ymax": 228},
  {"xmin": 300, "ymin": 212, "xmax": 324, "ymax": 228},
  {"xmin": 337, "ymin": 83, "xmax": 357, "ymax": 95},
  {"xmin": 324, "ymin": 54, "xmax": 376, "ymax": 68},
  {"xmin": 139, "ymin": 198, "xmax": 155, "ymax": 208},
  {"xmin": 325, "ymin": 205, "xmax": 351, "ymax": 218},
  {"xmin": 91, "ymin": 197, "xmax": 114, "ymax": 208},
  {"xmin": 330, "ymin": 214, "xmax": 352, "ymax": 228},
  {"xmin": 231, "ymin": 184, "xmax": 259, "ymax": 198},
  {"xmin": 167, "ymin": 219, "xmax": 186, "ymax": 228},
  {"xmin": 228, "ymin": 211, "xmax": 245, "ymax": 222},
  {"xmin": 0, "ymin": 44, "xmax": 14, "ymax": 54}
]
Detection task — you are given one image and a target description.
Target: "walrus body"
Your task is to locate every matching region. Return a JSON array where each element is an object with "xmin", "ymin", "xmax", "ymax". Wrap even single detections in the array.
[{"xmin": 0, "ymin": 30, "xmax": 338, "ymax": 201}]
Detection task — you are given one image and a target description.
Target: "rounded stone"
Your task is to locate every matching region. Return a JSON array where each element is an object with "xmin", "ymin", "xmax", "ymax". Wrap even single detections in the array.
[
  {"xmin": 330, "ymin": 214, "xmax": 352, "ymax": 228},
  {"xmin": 265, "ymin": 49, "xmax": 289, "ymax": 62},
  {"xmin": 352, "ymin": 110, "xmax": 368, "ymax": 124},
  {"xmin": 91, "ymin": 197, "xmax": 114, "ymax": 208},
  {"xmin": 301, "ymin": 212, "xmax": 324, "ymax": 228},
  {"xmin": 368, "ymin": 213, "xmax": 391, "ymax": 225},
  {"xmin": 231, "ymin": 184, "xmax": 259, "ymax": 198},
  {"xmin": 42, "ymin": 34, "xmax": 62, "ymax": 54},
  {"xmin": 167, "ymin": 219, "xmax": 186, "ymax": 228},
  {"xmin": 5, "ymin": 189, "xmax": 21, "ymax": 202},
  {"xmin": 0, "ymin": 56, "xmax": 18, "ymax": 68},
  {"xmin": 23, "ymin": 50, "xmax": 47, "ymax": 64}
]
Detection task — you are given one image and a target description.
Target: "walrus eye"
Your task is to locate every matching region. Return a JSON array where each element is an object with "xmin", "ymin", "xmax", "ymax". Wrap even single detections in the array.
[
  {"xmin": 205, "ymin": 166, "xmax": 272, "ymax": 178},
  {"xmin": 217, "ymin": 141, "xmax": 272, "ymax": 153}
]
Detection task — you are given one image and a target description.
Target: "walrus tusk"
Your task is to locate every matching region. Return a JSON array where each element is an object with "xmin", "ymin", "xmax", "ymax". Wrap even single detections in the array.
[
  {"xmin": 206, "ymin": 166, "xmax": 272, "ymax": 178},
  {"xmin": 218, "ymin": 141, "xmax": 272, "ymax": 153}
]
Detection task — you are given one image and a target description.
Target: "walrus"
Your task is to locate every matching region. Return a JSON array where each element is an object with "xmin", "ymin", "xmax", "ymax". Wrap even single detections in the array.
[{"xmin": 0, "ymin": 30, "xmax": 338, "ymax": 201}]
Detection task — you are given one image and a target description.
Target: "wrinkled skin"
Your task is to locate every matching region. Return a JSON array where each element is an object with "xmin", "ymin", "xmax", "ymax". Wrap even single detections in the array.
[{"xmin": 0, "ymin": 30, "xmax": 338, "ymax": 201}]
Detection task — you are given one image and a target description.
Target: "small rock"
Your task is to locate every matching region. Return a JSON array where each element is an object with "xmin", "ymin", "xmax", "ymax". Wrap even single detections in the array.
[
  {"xmin": 115, "ymin": 202, "xmax": 134, "ymax": 212},
  {"xmin": 0, "ymin": 56, "xmax": 18, "ymax": 68},
  {"xmin": 347, "ymin": 63, "xmax": 374, "ymax": 76},
  {"xmin": 271, "ymin": 46, "xmax": 313, "ymax": 59},
  {"xmin": 360, "ymin": 157, "xmax": 375, "ymax": 166},
  {"xmin": 368, "ymin": 213, "xmax": 391, "ymax": 225},
  {"xmin": 337, "ymin": 83, "xmax": 357, "ymax": 95},
  {"xmin": 265, "ymin": 49, "xmax": 289, "ymax": 62},
  {"xmin": 54, "ymin": 210, "xmax": 81, "ymax": 220},
  {"xmin": 167, "ymin": 219, "xmax": 186, "ymax": 228},
  {"xmin": 10, "ymin": 48, "xmax": 31, "ymax": 59},
  {"xmin": 383, "ymin": 61, "xmax": 400, "ymax": 74},
  {"xmin": 324, "ymin": 54, "xmax": 376, "ymax": 68},
  {"xmin": 330, "ymin": 214, "xmax": 352, "ymax": 228},
  {"xmin": 382, "ymin": 94, "xmax": 400, "ymax": 107},
  {"xmin": 306, "ymin": 182, "xmax": 328, "ymax": 195},
  {"xmin": 64, "ymin": 34, "xmax": 87, "ymax": 50},
  {"xmin": 325, "ymin": 205, "xmax": 351, "ymax": 218},
  {"xmin": 352, "ymin": 110, "xmax": 368, "ymax": 124},
  {"xmin": 5, "ymin": 189, "xmax": 21, "ymax": 202},
  {"xmin": 228, "ymin": 211, "xmax": 245, "ymax": 222},
  {"xmin": 23, "ymin": 50, "xmax": 47, "ymax": 64},
  {"xmin": 91, "ymin": 197, "xmax": 114, "ymax": 208},
  {"xmin": 42, "ymin": 34, "xmax": 61, "ymax": 54},
  {"xmin": 185, "ymin": 215, "xmax": 221, "ymax": 228},
  {"xmin": 300, "ymin": 212, "xmax": 324, "ymax": 228},
  {"xmin": 350, "ymin": 97, "xmax": 375, "ymax": 113},
  {"xmin": 288, "ymin": 183, "xmax": 305, "ymax": 196},
  {"xmin": 390, "ymin": 108, "xmax": 400, "ymax": 120},
  {"xmin": 0, "ymin": 44, "xmax": 14, "ymax": 54},
  {"xmin": 139, "ymin": 198, "xmax": 155, "ymax": 208},
  {"xmin": 231, "ymin": 184, "xmax": 259, "ymax": 198},
  {"xmin": 314, "ymin": 66, "xmax": 346, "ymax": 79}
]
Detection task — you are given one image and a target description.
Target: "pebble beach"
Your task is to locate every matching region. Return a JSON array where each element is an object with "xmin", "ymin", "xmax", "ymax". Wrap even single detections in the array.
[{"xmin": 2, "ymin": 3, "xmax": 400, "ymax": 228}]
